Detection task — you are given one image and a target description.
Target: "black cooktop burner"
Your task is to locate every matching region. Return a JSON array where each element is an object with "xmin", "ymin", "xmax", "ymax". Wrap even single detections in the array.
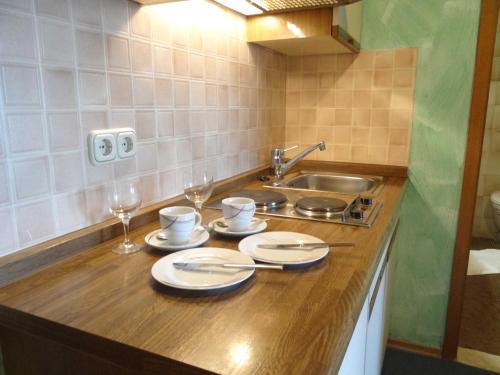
[
  {"xmin": 295, "ymin": 197, "xmax": 348, "ymax": 218},
  {"xmin": 230, "ymin": 190, "xmax": 288, "ymax": 210}
]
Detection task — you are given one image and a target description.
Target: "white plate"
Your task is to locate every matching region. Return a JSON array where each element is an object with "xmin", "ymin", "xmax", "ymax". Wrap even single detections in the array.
[
  {"xmin": 145, "ymin": 227, "xmax": 209, "ymax": 251},
  {"xmin": 238, "ymin": 231, "xmax": 329, "ymax": 265},
  {"xmin": 151, "ymin": 247, "xmax": 255, "ymax": 290},
  {"xmin": 208, "ymin": 217, "xmax": 267, "ymax": 237}
]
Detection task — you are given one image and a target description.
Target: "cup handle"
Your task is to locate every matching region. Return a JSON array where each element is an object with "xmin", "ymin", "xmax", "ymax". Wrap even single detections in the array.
[{"xmin": 194, "ymin": 212, "xmax": 202, "ymax": 228}]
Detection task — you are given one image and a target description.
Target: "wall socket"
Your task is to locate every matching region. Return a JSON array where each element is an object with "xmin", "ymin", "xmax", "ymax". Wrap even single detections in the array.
[{"xmin": 88, "ymin": 128, "xmax": 136, "ymax": 165}]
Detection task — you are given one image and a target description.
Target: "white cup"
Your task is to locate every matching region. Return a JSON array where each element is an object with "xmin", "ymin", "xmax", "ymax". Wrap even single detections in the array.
[
  {"xmin": 159, "ymin": 206, "xmax": 202, "ymax": 245},
  {"xmin": 222, "ymin": 197, "xmax": 256, "ymax": 232}
]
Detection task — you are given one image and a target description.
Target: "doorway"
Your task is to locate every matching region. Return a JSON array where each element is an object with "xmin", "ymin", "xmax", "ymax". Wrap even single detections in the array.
[{"xmin": 443, "ymin": 0, "xmax": 500, "ymax": 372}]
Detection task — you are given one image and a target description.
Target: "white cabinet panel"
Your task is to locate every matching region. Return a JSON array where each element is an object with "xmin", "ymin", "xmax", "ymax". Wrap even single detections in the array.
[
  {"xmin": 364, "ymin": 266, "xmax": 388, "ymax": 375},
  {"xmin": 337, "ymin": 220, "xmax": 398, "ymax": 375},
  {"xmin": 338, "ymin": 299, "xmax": 368, "ymax": 375}
]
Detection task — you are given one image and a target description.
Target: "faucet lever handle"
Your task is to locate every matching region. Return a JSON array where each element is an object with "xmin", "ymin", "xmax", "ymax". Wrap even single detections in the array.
[{"xmin": 283, "ymin": 144, "xmax": 298, "ymax": 153}]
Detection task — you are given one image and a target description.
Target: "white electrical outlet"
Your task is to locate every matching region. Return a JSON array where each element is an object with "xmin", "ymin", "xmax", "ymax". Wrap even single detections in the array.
[
  {"xmin": 87, "ymin": 128, "xmax": 136, "ymax": 165},
  {"xmin": 88, "ymin": 130, "xmax": 117, "ymax": 165},
  {"xmin": 116, "ymin": 129, "xmax": 136, "ymax": 159}
]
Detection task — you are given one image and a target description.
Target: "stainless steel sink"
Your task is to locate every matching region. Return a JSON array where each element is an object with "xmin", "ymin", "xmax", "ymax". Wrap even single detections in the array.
[{"xmin": 265, "ymin": 171, "xmax": 385, "ymax": 195}]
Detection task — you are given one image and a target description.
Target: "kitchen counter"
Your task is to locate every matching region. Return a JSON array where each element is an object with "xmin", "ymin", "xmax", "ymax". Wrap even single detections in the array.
[{"xmin": 0, "ymin": 175, "xmax": 406, "ymax": 375}]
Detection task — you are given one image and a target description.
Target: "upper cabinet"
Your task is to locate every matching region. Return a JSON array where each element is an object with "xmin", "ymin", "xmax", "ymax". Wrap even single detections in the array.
[{"xmin": 247, "ymin": 2, "xmax": 362, "ymax": 56}]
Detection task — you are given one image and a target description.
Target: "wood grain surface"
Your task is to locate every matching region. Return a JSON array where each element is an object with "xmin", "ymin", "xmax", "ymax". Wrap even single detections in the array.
[{"xmin": 0, "ymin": 176, "xmax": 406, "ymax": 375}]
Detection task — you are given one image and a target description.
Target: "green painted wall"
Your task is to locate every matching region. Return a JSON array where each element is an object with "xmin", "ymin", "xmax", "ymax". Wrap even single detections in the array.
[{"xmin": 361, "ymin": 0, "xmax": 481, "ymax": 348}]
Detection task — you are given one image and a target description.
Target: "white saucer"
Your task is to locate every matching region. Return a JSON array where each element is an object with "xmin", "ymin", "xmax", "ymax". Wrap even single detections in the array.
[
  {"xmin": 145, "ymin": 227, "xmax": 209, "ymax": 251},
  {"xmin": 238, "ymin": 231, "xmax": 329, "ymax": 265},
  {"xmin": 151, "ymin": 247, "xmax": 255, "ymax": 290},
  {"xmin": 208, "ymin": 217, "xmax": 267, "ymax": 237}
]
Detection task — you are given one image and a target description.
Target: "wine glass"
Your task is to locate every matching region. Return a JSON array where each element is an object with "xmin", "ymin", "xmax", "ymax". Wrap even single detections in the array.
[
  {"xmin": 107, "ymin": 178, "xmax": 142, "ymax": 254},
  {"xmin": 183, "ymin": 171, "xmax": 214, "ymax": 227}
]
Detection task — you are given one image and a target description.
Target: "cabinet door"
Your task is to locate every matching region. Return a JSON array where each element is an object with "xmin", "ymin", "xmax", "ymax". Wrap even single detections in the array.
[
  {"xmin": 338, "ymin": 299, "xmax": 368, "ymax": 375},
  {"xmin": 364, "ymin": 221, "xmax": 398, "ymax": 375},
  {"xmin": 364, "ymin": 265, "xmax": 388, "ymax": 375}
]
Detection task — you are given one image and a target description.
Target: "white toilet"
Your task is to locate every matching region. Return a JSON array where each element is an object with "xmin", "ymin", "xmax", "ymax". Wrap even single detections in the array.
[{"xmin": 491, "ymin": 191, "xmax": 500, "ymax": 239}]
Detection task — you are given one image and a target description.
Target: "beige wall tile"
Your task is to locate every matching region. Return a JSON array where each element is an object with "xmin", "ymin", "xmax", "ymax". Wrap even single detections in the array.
[
  {"xmin": 317, "ymin": 108, "xmax": 334, "ymax": 126},
  {"xmin": 352, "ymin": 127, "xmax": 369, "ymax": 145},
  {"xmin": 333, "ymin": 127, "xmax": 351, "ymax": 144},
  {"xmin": 318, "ymin": 55, "xmax": 336, "ymax": 72},
  {"xmin": 353, "ymin": 109, "xmax": 371, "ymax": 127},
  {"xmin": 390, "ymin": 128, "xmax": 409, "ymax": 146},
  {"xmin": 375, "ymin": 50, "xmax": 394, "ymax": 69},
  {"xmin": 299, "ymin": 109, "xmax": 316, "ymax": 125},
  {"xmin": 368, "ymin": 146, "xmax": 388, "ymax": 164},
  {"xmin": 393, "ymin": 69, "xmax": 414, "ymax": 88},
  {"xmin": 353, "ymin": 90, "xmax": 371, "ymax": 108},
  {"xmin": 372, "ymin": 90, "xmax": 391, "ymax": 108},
  {"xmin": 333, "ymin": 144, "xmax": 351, "ymax": 161},
  {"xmin": 302, "ymin": 56, "xmax": 318, "ymax": 72},
  {"xmin": 371, "ymin": 109, "xmax": 390, "ymax": 127},
  {"xmin": 353, "ymin": 51, "xmax": 374, "ymax": 70},
  {"xmin": 395, "ymin": 48, "xmax": 417, "ymax": 69},
  {"xmin": 351, "ymin": 145, "xmax": 369, "ymax": 162},
  {"xmin": 370, "ymin": 128, "xmax": 389, "ymax": 146},
  {"xmin": 317, "ymin": 90, "xmax": 335, "ymax": 107},
  {"xmin": 334, "ymin": 109, "xmax": 352, "ymax": 126},
  {"xmin": 390, "ymin": 109, "xmax": 412, "ymax": 128},
  {"xmin": 391, "ymin": 89, "xmax": 414, "ymax": 109},
  {"xmin": 317, "ymin": 127, "xmax": 334, "ymax": 143},
  {"xmin": 373, "ymin": 70, "xmax": 393, "ymax": 89},
  {"xmin": 302, "ymin": 73, "xmax": 319, "ymax": 89},
  {"xmin": 388, "ymin": 145, "xmax": 409, "ymax": 165},
  {"xmin": 354, "ymin": 70, "xmax": 373, "ymax": 89},
  {"xmin": 336, "ymin": 54, "xmax": 354, "ymax": 72},
  {"xmin": 336, "ymin": 90, "xmax": 353, "ymax": 108},
  {"xmin": 300, "ymin": 90, "xmax": 317, "ymax": 107},
  {"xmin": 335, "ymin": 71, "xmax": 354, "ymax": 89}
]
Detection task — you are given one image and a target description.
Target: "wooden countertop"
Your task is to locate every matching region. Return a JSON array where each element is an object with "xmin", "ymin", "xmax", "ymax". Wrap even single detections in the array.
[{"xmin": 0, "ymin": 176, "xmax": 406, "ymax": 375}]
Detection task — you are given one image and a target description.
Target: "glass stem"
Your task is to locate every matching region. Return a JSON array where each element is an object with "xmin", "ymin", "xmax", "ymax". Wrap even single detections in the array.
[
  {"xmin": 194, "ymin": 201, "xmax": 203, "ymax": 214},
  {"xmin": 122, "ymin": 218, "xmax": 131, "ymax": 245}
]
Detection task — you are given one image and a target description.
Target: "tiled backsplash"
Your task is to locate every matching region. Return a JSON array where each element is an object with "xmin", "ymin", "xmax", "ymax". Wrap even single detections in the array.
[
  {"xmin": 284, "ymin": 49, "xmax": 416, "ymax": 165},
  {"xmin": 0, "ymin": 0, "xmax": 286, "ymax": 255},
  {"xmin": 473, "ymin": 36, "xmax": 500, "ymax": 238},
  {"xmin": 0, "ymin": 0, "xmax": 418, "ymax": 256}
]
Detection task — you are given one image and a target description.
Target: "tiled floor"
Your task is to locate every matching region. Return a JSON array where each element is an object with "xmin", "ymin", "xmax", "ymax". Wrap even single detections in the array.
[{"xmin": 456, "ymin": 238, "xmax": 500, "ymax": 373}]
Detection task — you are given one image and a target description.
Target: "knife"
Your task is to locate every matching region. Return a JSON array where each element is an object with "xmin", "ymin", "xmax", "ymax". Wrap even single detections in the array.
[
  {"xmin": 173, "ymin": 262, "xmax": 284, "ymax": 270},
  {"xmin": 257, "ymin": 242, "xmax": 354, "ymax": 250}
]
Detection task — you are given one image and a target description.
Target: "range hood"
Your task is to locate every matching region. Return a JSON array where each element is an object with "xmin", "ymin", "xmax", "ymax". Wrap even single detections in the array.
[{"xmin": 246, "ymin": 0, "xmax": 362, "ymax": 13}]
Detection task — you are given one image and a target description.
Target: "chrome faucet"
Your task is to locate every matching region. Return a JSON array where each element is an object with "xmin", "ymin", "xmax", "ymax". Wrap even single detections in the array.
[{"xmin": 271, "ymin": 141, "xmax": 326, "ymax": 182}]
